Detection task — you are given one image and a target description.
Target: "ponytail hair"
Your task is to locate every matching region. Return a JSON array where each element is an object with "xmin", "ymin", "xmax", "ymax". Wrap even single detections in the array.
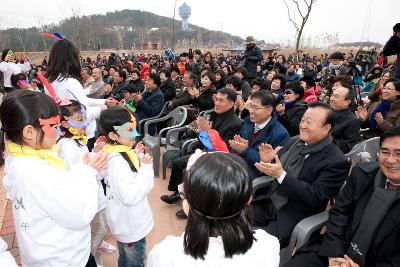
[
  {"xmin": 0, "ymin": 90, "xmax": 60, "ymax": 167},
  {"xmin": 99, "ymin": 106, "xmax": 138, "ymax": 172},
  {"xmin": 183, "ymin": 153, "xmax": 254, "ymax": 259}
]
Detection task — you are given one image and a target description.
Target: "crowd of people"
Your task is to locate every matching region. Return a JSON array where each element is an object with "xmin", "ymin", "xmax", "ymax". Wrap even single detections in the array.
[{"xmin": 0, "ymin": 22, "xmax": 399, "ymax": 267}]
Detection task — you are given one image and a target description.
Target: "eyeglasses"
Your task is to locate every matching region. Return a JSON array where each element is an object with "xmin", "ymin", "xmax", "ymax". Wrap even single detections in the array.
[
  {"xmin": 248, "ymin": 103, "xmax": 268, "ymax": 111},
  {"xmin": 284, "ymin": 90, "xmax": 293, "ymax": 95},
  {"xmin": 379, "ymin": 149, "xmax": 400, "ymax": 159}
]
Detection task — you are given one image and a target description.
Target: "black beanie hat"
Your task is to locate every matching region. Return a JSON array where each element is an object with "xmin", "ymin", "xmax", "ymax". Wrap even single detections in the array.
[
  {"xmin": 330, "ymin": 51, "xmax": 344, "ymax": 60},
  {"xmin": 394, "ymin": 23, "xmax": 400, "ymax": 32}
]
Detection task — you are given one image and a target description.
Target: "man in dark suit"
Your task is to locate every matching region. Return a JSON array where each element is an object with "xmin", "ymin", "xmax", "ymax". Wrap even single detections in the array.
[
  {"xmin": 253, "ymin": 101, "xmax": 350, "ymax": 247},
  {"xmin": 230, "ymin": 90, "xmax": 290, "ymax": 179},
  {"xmin": 284, "ymin": 126, "xmax": 400, "ymax": 267},
  {"xmin": 160, "ymin": 88, "xmax": 242, "ymax": 213},
  {"xmin": 159, "ymin": 69, "xmax": 176, "ymax": 102},
  {"xmin": 329, "ymin": 85, "xmax": 360, "ymax": 153},
  {"xmin": 133, "ymin": 72, "xmax": 165, "ymax": 121}
]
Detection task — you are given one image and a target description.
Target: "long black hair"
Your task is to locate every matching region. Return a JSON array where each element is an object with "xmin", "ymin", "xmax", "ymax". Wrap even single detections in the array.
[
  {"xmin": 183, "ymin": 153, "xmax": 254, "ymax": 259},
  {"xmin": 46, "ymin": 39, "xmax": 81, "ymax": 83},
  {"xmin": 0, "ymin": 90, "xmax": 60, "ymax": 166},
  {"xmin": 1, "ymin": 49, "xmax": 12, "ymax": 61},
  {"xmin": 99, "ymin": 106, "xmax": 138, "ymax": 172}
]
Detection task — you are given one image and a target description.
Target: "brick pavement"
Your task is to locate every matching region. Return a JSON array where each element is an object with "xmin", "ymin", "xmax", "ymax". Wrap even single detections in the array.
[{"xmin": 0, "ymin": 168, "xmax": 185, "ymax": 267}]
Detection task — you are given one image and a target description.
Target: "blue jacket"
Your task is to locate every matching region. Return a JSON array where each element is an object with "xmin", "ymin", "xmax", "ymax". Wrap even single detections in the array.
[
  {"xmin": 239, "ymin": 112, "xmax": 290, "ymax": 179},
  {"xmin": 136, "ymin": 87, "xmax": 165, "ymax": 121}
]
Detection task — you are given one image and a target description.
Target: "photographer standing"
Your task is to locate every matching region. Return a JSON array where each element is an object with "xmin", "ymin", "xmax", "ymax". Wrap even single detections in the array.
[
  {"xmin": 242, "ymin": 36, "xmax": 263, "ymax": 84},
  {"xmin": 382, "ymin": 23, "xmax": 400, "ymax": 78}
]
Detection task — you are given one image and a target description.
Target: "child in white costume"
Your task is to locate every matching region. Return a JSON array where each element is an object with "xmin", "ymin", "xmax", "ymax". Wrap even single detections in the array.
[
  {"xmin": 1, "ymin": 90, "xmax": 108, "ymax": 266},
  {"xmin": 57, "ymin": 99, "xmax": 115, "ymax": 265},
  {"xmin": 99, "ymin": 106, "xmax": 154, "ymax": 267}
]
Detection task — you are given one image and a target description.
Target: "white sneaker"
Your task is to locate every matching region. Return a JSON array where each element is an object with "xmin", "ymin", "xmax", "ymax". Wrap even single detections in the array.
[{"xmin": 98, "ymin": 241, "xmax": 116, "ymax": 254}]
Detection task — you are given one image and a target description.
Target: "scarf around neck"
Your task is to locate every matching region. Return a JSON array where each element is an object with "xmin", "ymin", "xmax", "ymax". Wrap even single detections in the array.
[
  {"xmin": 7, "ymin": 142, "xmax": 67, "ymax": 169},
  {"xmin": 346, "ymin": 170, "xmax": 399, "ymax": 266},
  {"xmin": 68, "ymin": 127, "xmax": 88, "ymax": 145},
  {"xmin": 104, "ymin": 144, "xmax": 140, "ymax": 171},
  {"xmin": 269, "ymin": 135, "xmax": 333, "ymax": 211}
]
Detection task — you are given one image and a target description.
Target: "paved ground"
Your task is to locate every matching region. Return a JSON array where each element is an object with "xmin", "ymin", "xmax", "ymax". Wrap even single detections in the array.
[{"xmin": 0, "ymin": 168, "xmax": 186, "ymax": 266}]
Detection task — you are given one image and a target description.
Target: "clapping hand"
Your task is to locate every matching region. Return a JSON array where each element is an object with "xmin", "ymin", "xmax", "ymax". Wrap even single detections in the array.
[
  {"xmin": 92, "ymin": 136, "xmax": 107, "ymax": 153},
  {"xmin": 196, "ymin": 116, "xmax": 212, "ymax": 132},
  {"xmin": 135, "ymin": 141, "xmax": 145, "ymax": 154},
  {"xmin": 328, "ymin": 255, "xmax": 360, "ymax": 267},
  {"xmin": 229, "ymin": 135, "xmax": 249, "ymax": 153},
  {"xmin": 356, "ymin": 106, "xmax": 368, "ymax": 122},
  {"xmin": 258, "ymin": 143, "xmax": 282, "ymax": 163},
  {"xmin": 254, "ymin": 155, "xmax": 284, "ymax": 178},
  {"xmin": 188, "ymin": 87, "xmax": 200, "ymax": 98},
  {"xmin": 140, "ymin": 153, "xmax": 153, "ymax": 165},
  {"xmin": 82, "ymin": 150, "xmax": 109, "ymax": 172},
  {"xmin": 374, "ymin": 112, "xmax": 384, "ymax": 124},
  {"xmin": 276, "ymin": 103, "xmax": 285, "ymax": 115}
]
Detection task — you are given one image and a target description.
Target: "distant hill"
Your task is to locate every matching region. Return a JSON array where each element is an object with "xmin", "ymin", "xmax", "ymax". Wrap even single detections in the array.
[
  {"xmin": 0, "ymin": 9, "xmax": 244, "ymax": 52},
  {"xmin": 333, "ymin": 41, "xmax": 383, "ymax": 48}
]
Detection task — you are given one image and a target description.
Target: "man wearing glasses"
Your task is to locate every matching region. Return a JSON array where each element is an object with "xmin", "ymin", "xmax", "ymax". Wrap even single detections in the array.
[
  {"xmin": 229, "ymin": 90, "xmax": 290, "ymax": 179},
  {"xmin": 284, "ymin": 126, "xmax": 400, "ymax": 267}
]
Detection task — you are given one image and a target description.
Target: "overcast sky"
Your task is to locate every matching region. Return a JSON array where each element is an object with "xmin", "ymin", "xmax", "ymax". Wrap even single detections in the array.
[{"xmin": 0, "ymin": 0, "xmax": 398, "ymax": 45}]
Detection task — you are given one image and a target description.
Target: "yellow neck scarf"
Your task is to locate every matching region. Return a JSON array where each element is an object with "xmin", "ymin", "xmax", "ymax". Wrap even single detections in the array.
[
  {"xmin": 7, "ymin": 142, "xmax": 67, "ymax": 169},
  {"xmin": 104, "ymin": 144, "xmax": 140, "ymax": 171},
  {"xmin": 68, "ymin": 127, "xmax": 88, "ymax": 145}
]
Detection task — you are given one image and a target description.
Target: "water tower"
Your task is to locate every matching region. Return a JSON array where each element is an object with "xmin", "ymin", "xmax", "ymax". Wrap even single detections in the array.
[{"xmin": 179, "ymin": 2, "xmax": 191, "ymax": 31}]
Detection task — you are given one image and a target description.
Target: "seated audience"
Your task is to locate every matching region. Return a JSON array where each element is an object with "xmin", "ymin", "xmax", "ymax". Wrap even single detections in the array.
[
  {"xmin": 252, "ymin": 102, "xmax": 350, "ymax": 247},
  {"xmin": 230, "ymin": 90, "xmax": 290, "ymax": 179},
  {"xmin": 134, "ymin": 72, "xmax": 164, "ymax": 121},
  {"xmin": 357, "ymin": 78, "xmax": 400, "ymax": 138},
  {"xmin": 329, "ymin": 85, "xmax": 360, "ymax": 153},
  {"xmin": 160, "ymin": 69, "xmax": 176, "ymax": 102},
  {"xmin": 161, "ymin": 88, "xmax": 242, "ymax": 217},
  {"xmin": 300, "ymin": 76, "xmax": 317, "ymax": 102},
  {"xmin": 284, "ymin": 126, "xmax": 400, "ymax": 267},
  {"xmin": 276, "ymin": 82, "xmax": 308, "ymax": 136}
]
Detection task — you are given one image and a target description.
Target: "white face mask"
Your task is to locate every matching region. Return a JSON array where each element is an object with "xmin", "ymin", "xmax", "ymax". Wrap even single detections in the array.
[{"xmin": 201, "ymin": 79, "xmax": 207, "ymax": 85}]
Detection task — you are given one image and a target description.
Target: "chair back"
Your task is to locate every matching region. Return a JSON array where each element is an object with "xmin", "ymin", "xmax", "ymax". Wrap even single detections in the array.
[
  {"xmin": 167, "ymin": 106, "xmax": 188, "ymax": 127},
  {"xmin": 345, "ymin": 137, "xmax": 380, "ymax": 169}
]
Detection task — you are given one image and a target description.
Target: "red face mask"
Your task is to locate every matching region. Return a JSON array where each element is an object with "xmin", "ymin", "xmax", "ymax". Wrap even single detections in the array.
[{"xmin": 38, "ymin": 115, "xmax": 61, "ymax": 138}]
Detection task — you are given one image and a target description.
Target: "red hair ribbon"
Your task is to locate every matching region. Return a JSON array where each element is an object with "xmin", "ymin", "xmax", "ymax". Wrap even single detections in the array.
[
  {"xmin": 35, "ymin": 72, "xmax": 71, "ymax": 106},
  {"xmin": 39, "ymin": 115, "xmax": 60, "ymax": 138}
]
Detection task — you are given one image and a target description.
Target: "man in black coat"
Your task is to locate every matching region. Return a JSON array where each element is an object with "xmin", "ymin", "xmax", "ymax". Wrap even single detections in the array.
[
  {"xmin": 284, "ymin": 126, "xmax": 400, "ymax": 267},
  {"xmin": 382, "ymin": 23, "xmax": 400, "ymax": 78},
  {"xmin": 159, "ymin": 69, "xmax": 176, "ymax": 102},
  {"xmin": 253, "ymin": 102, "xmax": 350, "ymax": 247},
  {"xmin": 160, "ymin": 88, "xmax": 242, "ymax": 213},
  {"xmin": 243, "ymin": 36, "xmax": 263, "ymax": 84},
  {"xmin": 329, "ymin": 85, "xmax": 360, "ymax": 153}
]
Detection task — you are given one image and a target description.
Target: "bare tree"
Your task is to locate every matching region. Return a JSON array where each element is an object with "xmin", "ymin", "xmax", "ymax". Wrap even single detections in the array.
[
  {"xmin": 282, "ymin": 0, "xmax": 318, "ymax": 53},
  {"xmin": 35, "ymin": 16, "xmax": 48, "ymax": 51},
  {"xmin": 62, "ymin": 0, "xmax": 83, "ymax": 48}
]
